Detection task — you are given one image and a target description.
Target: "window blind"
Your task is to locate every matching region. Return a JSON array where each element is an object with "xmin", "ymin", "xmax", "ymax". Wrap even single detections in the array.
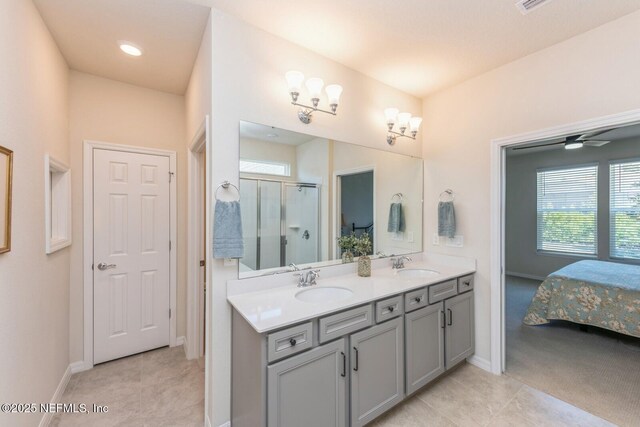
[
  {"xmin": 610, "ymin": 160, "xmax": 640, "ymax": 259},
  {"xmin": 239, "ymin": 159, "xmax": 290, "ymax": 177},
  {"xmin": 536, "ymin": 165, "xmax": 598, "ymax": 255}
]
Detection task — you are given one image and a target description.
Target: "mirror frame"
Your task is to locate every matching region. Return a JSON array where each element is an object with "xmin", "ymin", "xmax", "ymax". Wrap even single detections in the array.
[
  {"xmin": 237, "ymin": 121, "xmax": 424, "ymax": 278},
  {"xmin": 0, "ymin": 145, "xmax": 13, "ymax": 254}
]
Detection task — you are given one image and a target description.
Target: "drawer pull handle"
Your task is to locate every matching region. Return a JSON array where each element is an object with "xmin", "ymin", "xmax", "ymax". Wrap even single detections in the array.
[
  {"xmin": 289, "ymin": 338, "xmax": 297, "ymax": 346},
  {"xmin": 447, "ymin": 308, "xmax": 453, "ymax": 326},
  {"xmin": 414, "ymin": 297, "xmax": 422, "ymax": 303},
  {"xmin": 387, "ymin": 306, "xmax": 394, "ymax": 313},
  {"xmin": 353, "ymin": 347, "xmax": 359, "ymax": 371},
  {"xmin": 341, "ymin": 352, "xmax": 346, "ymax": 377},
  {"xmin": 464, "ymin": 281, "xmax": 470, "ymax": 286}
]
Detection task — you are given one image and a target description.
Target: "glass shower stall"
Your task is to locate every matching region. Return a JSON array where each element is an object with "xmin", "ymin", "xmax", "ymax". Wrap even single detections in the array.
[{"xmin": 239, "ymin": 178, "xmax": 320, "ymax": 272}]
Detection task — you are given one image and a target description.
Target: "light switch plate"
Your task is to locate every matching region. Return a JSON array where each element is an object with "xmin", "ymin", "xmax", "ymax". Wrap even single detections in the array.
[
  {"xmin": 407, "ymin": 231, "xmax": 414, "ymax": 243},
  {"xmin": 432, "ymin": 234, "xmax": 440, "ymax": 245},
  {"xmin": 445, "ymin": 235, "xmax": 464, "ymax": 247}
]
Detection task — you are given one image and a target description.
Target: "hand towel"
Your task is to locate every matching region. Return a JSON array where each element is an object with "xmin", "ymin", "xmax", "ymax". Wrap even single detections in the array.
[
  {"xmin": 387, "ymin": 203, "xmax": 405, "ymax": 233},
  {"xmin": 213, "ymin": 200, "xmax": 244, "ymax": 259},
  {"xmin": 438, "ymin": 201, "xmax": 456, "ymax": 238}
]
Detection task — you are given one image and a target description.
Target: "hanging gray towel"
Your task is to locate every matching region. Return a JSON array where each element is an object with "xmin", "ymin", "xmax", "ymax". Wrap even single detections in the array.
[
  {"xmin": 387, "ymin": 203, "xmax": 405, "ymax": 233},
  {"xmin": 213, "ymin": 200, "xmax": 244, "ymax": 259},
  {"xmin": 438, "ymin": 201, "xmax": 456, "ymax": 238}
]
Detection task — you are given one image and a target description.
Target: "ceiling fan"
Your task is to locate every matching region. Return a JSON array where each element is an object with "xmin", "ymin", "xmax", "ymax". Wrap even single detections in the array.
[{"xmin": 513, "ymin": 130, "xmax": 611, "ymax": 151}]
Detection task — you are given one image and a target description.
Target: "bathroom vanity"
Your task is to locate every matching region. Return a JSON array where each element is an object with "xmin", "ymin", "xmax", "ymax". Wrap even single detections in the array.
[{"xmin": 228, "ymin": 259, "xmax": 475, "ymax": 427}]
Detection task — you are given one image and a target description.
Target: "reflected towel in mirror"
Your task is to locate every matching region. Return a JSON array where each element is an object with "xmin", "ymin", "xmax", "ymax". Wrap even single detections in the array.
[
  {"xmin": 438, "ymin": 201, "xmax": 456, "ymax": 238},
  {"xmin": 213, "ymin": 200, "xmax": 244, "ymax": 259},
  {"xmin": 387, "ymin": 203, "xmax": 405, "ymax": 233}
]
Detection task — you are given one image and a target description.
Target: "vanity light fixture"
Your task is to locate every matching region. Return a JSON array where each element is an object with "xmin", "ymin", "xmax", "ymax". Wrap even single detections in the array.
[
  {"xmin": 385, "ymin": 107, "xmax": 422, "ymax": 145},
  {"xmin": 285, "ymin": 71, "xmax": 342, "ymax": 124},
  {"xmin": 118, "ymin": 41, "xmax": 143, "ymax": 57}
]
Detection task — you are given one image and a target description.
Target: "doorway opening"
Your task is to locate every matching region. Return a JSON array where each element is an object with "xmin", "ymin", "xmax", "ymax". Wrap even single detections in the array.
[
  {"xmin": 492, "ymin": 110, "xmax": 640, "ymax": 426},
  {"xmin": 335, "ymin": 168, "xmax": 375, "ymax": 258}
]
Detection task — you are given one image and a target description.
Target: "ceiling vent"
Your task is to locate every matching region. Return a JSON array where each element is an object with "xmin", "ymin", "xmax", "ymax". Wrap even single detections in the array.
[{"xmin": 516, "ymin": 0, "xmax": 552, "ymax": 14}]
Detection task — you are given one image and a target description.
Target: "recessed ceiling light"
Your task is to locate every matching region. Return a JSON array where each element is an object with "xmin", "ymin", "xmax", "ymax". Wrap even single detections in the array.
[
  {"xmin": 266, "ymin": 133, "xmax": 279, "ymax": 138},
  {"xmin": 118, "ymin": 41, "xmax": 143, "ymax": 57}
]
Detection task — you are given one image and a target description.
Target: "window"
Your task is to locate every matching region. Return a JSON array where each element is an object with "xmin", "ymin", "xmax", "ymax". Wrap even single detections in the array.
[
  {"xmin": 610, "ymin": 159, "xmax": 640, "ymax": 259},
  {"xmin": 536, "ymin": 165, "xmax": 598, "ymax": 255},
  {"xmin": 239, "ymin": 159, "xmax": 290, "ymax": 177}
]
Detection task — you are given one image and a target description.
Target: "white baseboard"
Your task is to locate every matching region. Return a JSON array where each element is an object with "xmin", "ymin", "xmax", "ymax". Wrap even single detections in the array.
[
  {"xmin": 505, "ymin": 271, "xmax": 546, "ymax": 282},
  {"xmin": 175, "ymin": 335, "xmax": 185, "ymax": 347},
  {"xmin": 39, "ymin": 364, "xmax": 72, "ymax": 427},
  {"xmin": 467, "ymin": 355, "xmax": 492, "ymax": 373},
  {"xmin": 69, "ymin": 360, "xmax": 90, "ymax": 374}
]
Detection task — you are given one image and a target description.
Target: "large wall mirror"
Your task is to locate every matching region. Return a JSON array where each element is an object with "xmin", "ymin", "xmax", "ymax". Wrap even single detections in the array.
[
  {"xmin": 0, "ymin": 146, "xmax": 13, "ymax": 254},
  {"xmin": 238, "ymin": 121, "xmax": 423, "ymax": 278}
]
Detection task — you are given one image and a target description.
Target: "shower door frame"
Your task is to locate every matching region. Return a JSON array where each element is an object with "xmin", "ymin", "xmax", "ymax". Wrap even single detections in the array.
[{"xmin": 240, "ymin": 176, "xmax": 321, "ymax": 270}]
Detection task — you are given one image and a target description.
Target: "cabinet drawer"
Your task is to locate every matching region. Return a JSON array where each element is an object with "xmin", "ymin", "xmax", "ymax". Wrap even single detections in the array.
[
  {"xmin": 428, "ymin": 279, "xmax": 458, "ymax": 304},
  {"xmin": 319, "ymin": 304, "xmax": 373, "ymax": 344},
  {"xmin": 375, "ymin": 295, "xmax": 403, "ymax": 323},
  {"xmin": 267, "ymin": 322, "xmax": 313, "ymax": 363},
  {"xmin": 404, "ymin": 287, "xmax": 428, "ymax": 313},
  {"xmin": 458, "ymin": 274, "xmax": 474, "ymax": 293}
]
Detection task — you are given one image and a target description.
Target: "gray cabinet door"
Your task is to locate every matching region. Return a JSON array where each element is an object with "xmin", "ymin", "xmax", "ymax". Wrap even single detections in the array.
[
  {"xmin": 267, "ymin": 339, "xmax": 347, "ymax": 427},
  {"xmin": 350, "ymin": 316, "xmax": 404, "ymax": 427},
  {"xmin": 405, "ymin": 302, "xmax": 445, "ymax": 395},
  {"xmin": 444, "ymin": 291, "xmax": 475, "ymax": 368}
]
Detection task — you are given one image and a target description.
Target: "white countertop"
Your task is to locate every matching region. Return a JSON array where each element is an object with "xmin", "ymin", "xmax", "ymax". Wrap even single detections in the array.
[{"xmin": 227, "ymin": 259, "xmax": 475, "ymax": 334}]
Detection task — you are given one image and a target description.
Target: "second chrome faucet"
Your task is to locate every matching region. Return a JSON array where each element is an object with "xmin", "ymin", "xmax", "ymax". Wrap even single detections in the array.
[{"xmin": 294, "ymin": 269, "xmax": 321, "ymax": 287}]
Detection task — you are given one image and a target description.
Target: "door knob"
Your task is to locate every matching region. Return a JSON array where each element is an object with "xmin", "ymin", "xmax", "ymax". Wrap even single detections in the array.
[{"xmin": 97, "ymin": 262, "xmax": 117, "ymax": 271}]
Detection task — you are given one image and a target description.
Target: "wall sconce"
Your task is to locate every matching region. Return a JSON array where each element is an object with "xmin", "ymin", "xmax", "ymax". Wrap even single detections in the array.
[
  {"xmin": 385, "ymin": 107, "xmax": 422, "ymax": 145},
  {"xmin": 286, "ymin": 70, "xmax": 343, "ymax": 124}
]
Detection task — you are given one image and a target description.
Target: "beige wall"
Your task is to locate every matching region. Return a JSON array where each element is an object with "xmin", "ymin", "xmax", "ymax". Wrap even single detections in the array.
[
  {"xmin": 0, "ymin": 1, "xmax": 70, "ymax": 426},
  {"xmin": 68, "ymin": 71, "xmax": 187, "ymax": 363},
  {"xmin": 186, "ymin": 14, "xmax": 212, "ymax": 143},
  {"xmin": 208, "ymin": 8, "xmax": 422, "ymax": 425},
  {"xmin": 422, "ymin": 10, "xmax": 640, "ymax": 366}
]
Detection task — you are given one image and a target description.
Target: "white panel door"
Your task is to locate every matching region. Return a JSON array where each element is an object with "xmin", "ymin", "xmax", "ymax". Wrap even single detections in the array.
[{"xmin": 93, "ymin": 149, "xmax": 171, "ymax": 364}]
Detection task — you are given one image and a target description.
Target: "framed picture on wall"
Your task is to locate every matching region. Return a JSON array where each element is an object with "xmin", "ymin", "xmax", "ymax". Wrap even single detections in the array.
[{"xmin": 0, "ymin": 145, "xmax": 13, "ymax": 254}]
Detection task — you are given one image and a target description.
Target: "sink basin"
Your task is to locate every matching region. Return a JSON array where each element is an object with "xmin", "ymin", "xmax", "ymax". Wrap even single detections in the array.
[
  {"xmin": 396, "ymin": 269, "xmax": 440, "ymax": 279},
  {"xmin": 295, "ymin": 286, "xmax": 353, "ymax": 303}
]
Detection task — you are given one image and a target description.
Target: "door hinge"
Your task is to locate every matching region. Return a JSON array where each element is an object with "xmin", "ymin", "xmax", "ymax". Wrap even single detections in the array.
[
  {"xmin": 200, "ymin": 260, "xmax": 205, "ymax": 267},
  {"xmin": 169, "ymin": 240, "xmax": 172, "ymax": 251},
  {"xmin": 169, "ymin": 171, "xmax": 174, "ymax": 183},
  {"xmin": 91, "ymin": 263, "xmax": 94, "ymax": 271},
  {"xmin": 169, "ymin": 308, "xmax": 172, "ymax": 318}
]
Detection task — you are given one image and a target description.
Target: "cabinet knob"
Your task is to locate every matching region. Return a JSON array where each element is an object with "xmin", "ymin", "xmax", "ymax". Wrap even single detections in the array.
[
  {"xmin": 414, "ymin": 297, "xmax": 422, "ymax": 303},
  {"xmin": 289, "ymin": 338, "xmax": 297, "ymax": 346},
  {"xmin": 388, "ymin": 306, "xmax": 394, "ymax": 313},
  {"xmin": 464, "ymin": 281, "xmax": 470, "ymax": 286}
]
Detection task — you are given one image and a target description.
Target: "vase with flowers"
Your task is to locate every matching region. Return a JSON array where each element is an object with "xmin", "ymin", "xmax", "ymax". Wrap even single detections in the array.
[
  {"xmin": 337, "ymin": 233, "xmax": 356, "ymax": 264},
  {"xmin": 354, "ymin": 232, "xmax": 373, "ymax": 277}
]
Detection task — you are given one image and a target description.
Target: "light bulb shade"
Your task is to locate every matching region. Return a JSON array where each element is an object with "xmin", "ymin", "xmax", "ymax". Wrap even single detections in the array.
[
  {"xmin": 384, "ymin": 108, "xmax": 399, "ymax": 125},
  {"xmin": 397, "ymin": 112, "xmax": 412, "ymax": 128},
  {"xmin": 285, "ymin": 70, "xmax": 305, "ymax": 94},
  {"xmin": 325, "ymin": 84, "xmax": 343, "ymax": 105},
  {"xmin": 305, "ymin": 77, "xmax": 324, "ymax": 99},
  {"xmin": 564, "ymin": 141, "xmax": 584, "ymax": 150},
  {"xmin": 409, "ymin": 117, "xmax": 423, "ymax": 133}
]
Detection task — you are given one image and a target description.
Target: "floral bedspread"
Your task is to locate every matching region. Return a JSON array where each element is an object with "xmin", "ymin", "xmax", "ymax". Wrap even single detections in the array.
[{"xmin": 523, "ymin": 260, "xmax": 640, "ymax": 338}]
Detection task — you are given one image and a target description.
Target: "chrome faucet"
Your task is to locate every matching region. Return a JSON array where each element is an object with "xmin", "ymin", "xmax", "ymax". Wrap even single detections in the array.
[
  {"xmin": 289, "ymin": 263, "xmax": 300, "ymax": 272},
  {"xmin": 294, "ymin": 269, "xmax": 321, "ymax": 287},
  {"xmin": 391, "ymin": 256, "xmax": 412, "ymax": 269}
]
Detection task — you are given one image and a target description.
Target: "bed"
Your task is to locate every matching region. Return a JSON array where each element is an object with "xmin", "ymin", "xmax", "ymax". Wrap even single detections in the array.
[{"xmin": 523, "ymin": 260, "xmax": 640, "ymax": 338}]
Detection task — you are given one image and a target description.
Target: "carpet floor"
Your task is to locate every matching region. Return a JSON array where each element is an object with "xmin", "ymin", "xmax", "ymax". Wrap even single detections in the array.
[{"xmin": 506, "ymin": 275, "xmax": 640, "ymax": 427}]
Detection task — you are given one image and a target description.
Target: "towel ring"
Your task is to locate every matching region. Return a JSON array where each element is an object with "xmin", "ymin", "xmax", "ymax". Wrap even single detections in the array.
[
  {"xmin": 391, "ymin": 193, "xmax": 404, "ymax": 203},
  {"xmin": 215, "ymin": 180, "xmax": 240, "ymax": 201},
  {"xmin": 439, "ymin": 189, "xmax": 455, "ymax": 202}
]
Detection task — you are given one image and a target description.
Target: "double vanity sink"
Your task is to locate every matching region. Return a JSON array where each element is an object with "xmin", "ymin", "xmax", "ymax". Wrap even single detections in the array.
[{"xmin": 228, "ymin": 259, "xmax": 475, "ymax": 427}]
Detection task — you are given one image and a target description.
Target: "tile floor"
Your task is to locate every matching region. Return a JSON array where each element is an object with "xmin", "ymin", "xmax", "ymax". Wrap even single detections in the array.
[
  {"xmin": 371, "ymin": 362, "xmax": 614, "ymax": 427},
  {"xmin": 52, "ymin": 345, "xmax": 613, "ymax": 427},
  {"xmin": 51, "ymin": 346, "xmax": 204, "ymax": 427}
]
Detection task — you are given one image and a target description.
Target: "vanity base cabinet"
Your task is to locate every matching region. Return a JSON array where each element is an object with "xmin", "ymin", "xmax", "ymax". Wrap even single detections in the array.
[
  {"xmin": 444, "ymin": 291, "xmax": 475, "ymax": 368},
  {"xmin": 405, "ymin": 302, "xmax": 445, "ymax": 395},
  {"xmin": 350, "ymin": 316, "xmax": 404, "ymax": 427},
  {"xmin": 268, "ymin": 339, "xmax": 347, "ymax": 427}
]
